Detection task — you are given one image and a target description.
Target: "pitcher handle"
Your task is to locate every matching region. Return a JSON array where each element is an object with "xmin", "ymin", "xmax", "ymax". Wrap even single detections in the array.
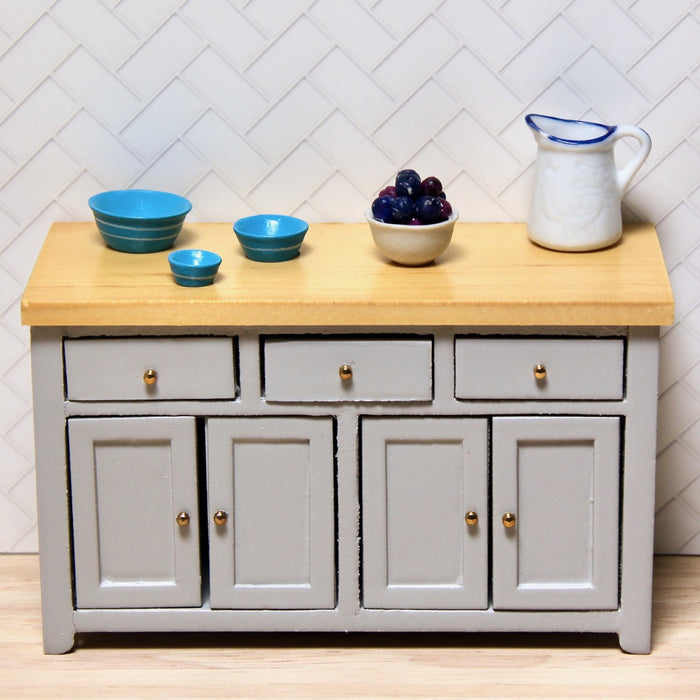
[{"xmin": 612, "ymin": 126, "xmax": 652, "ymax": 195}]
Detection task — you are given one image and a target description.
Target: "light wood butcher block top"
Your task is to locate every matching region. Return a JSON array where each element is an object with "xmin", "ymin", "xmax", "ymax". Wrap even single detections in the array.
[{"xmin": 21, "ymin": 221, "xmax": 674, "ymax": 327}]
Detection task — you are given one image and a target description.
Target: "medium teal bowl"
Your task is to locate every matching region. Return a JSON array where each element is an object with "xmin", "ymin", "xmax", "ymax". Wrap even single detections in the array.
[
  {"xmin": 168, "ymin": 249, "xmax": 222, "ymax": 287},
  {"xmin": 89, "ymin": 189, "xmax": 192, "ymax": 253},
  {"xmin": 233, "ymin": 214, "xmax": 309, "ymax": 262}
]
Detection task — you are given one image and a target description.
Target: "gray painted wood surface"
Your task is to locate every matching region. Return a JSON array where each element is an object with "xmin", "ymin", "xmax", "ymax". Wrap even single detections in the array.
[
  {"xmin": 264, "ymin": 337, "xmax": 433, "ymax": 402},
  {"xmin": 455, "ymin": 337, "xmax": 624, "ymax": 400},
  {"xmin": 64, "ymin": 337, "xmax": 236, "ymax": 401},
  {"xmin": 30, "ymin": 328, "xmax": 74, "ymax": 654},
  {"xmin": 68, "ymin": 416, "xmax": 201, "ymax": 608},
  {"xmin": 362, "ymin": 417, "xmax": 488, "ymax": 610},
  {"xmin": 492, "ymin": 416, "xmax": 620, "ymax": 610},
  {"xmin": 207, "ymin": 417, "xmax": 335, "ymax": 609},
  {"xmin": 29, "ymin": 326, "xmax": 661, "ymax": 653}
]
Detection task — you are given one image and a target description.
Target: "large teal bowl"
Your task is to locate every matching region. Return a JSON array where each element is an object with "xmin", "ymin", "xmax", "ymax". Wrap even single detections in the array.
[
  {"xmin": 233, "ymin": 214, "xmax": 309, "ymax": 262},
  {"xmin": 89, "ymin": 189, "xmax": 192, "ymax": 253}
]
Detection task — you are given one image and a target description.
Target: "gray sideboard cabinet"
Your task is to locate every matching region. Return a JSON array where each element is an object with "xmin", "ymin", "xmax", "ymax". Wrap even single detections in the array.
[{"xmin": 21, "ymin": 222, "xmax": 674, "ymax": 654}]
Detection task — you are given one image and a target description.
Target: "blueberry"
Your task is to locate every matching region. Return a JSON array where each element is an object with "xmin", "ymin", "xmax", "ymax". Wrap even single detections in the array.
[
  {"xmin": 391, "ymin": 195, "xmax": 414, "ymax": 223},
  {"xmin": 421, "ymin": 176, "xmax": 442, "ymax": 196},
  {"xmin": 372, "ymin": 171, "xmax": 452, "ymax": 226},
  {"xmin": 415, "ymin": 195, "xmax": 445, "ymax": 224},
  {"xmin": 395, "ymin": 169, "xmax": 422, "ymax": 198},
  {"xmin": 371, "ymin": 195, "xmax": 394, "ymax": 223},
  {"xmin": 439, "ymin": 197, "xmax": 453, "ymax": 219}
]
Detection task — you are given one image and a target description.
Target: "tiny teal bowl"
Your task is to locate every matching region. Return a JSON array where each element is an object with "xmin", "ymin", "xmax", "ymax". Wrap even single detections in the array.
[
  {"xmin": 88, "ymin": 189, "xmax": 192, "ymax": 253},
  {"xmin": 168, "ymin": 249, "xmax": 222, "ymax": 287},
  {"xmin": 233, "ymin": 214, "xmax": 309, "ymax": 262}
]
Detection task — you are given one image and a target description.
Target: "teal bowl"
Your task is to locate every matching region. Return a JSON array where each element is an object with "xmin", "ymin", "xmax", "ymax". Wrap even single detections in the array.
[
  {"xmin": 233, "ymin": 214, "xmax": 309, "ymax": 262},
  {"xmin": 89, "ymin": 189, "xmax": 192, "ymax": 253},
  {"xmin": 168, "ymin": 249, "xmax": 221, "ymax": 287}
]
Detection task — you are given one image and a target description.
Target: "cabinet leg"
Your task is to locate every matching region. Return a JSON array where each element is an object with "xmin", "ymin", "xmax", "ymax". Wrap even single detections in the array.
[
  {"xmin": 618, "ymin": 629, "xmax": 651, "ymax": 655},
  {"xmin": 617, "ymin": 327, "xmax": 658, "ymax": 657},
  {"xmin": 43, "ymin": 628, "xmax": 76, "ymax": 655},
  {"xmin": 31, "ymin": 329, "xmax": 77, "ymax": 655}
]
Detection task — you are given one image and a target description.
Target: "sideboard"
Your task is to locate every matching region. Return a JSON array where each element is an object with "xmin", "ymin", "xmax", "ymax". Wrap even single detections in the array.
[{"xmin": 21, "ymin": 221, "xmax": 674, "ymax": 653}]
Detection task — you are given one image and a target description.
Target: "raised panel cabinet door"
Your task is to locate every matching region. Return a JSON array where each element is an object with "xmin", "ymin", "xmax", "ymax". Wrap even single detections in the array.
[
  {"xmin": 361, "ymin": 417, "xmax": 489, "ymax": 609},
  {"xmin": 492, "ymin": 416, "xmax": 620, "ymax": 610},
  {"xmin": 206, "ymin": 417, "xmax": 336, "ymax": 609},
  {"xmin": 68, "ymin": 416, "xmax": 201, "ymax": 608}
]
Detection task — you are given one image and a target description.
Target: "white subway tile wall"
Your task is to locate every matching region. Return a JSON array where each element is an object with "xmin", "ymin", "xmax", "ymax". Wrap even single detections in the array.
[{"xmin": 0, "ymin": 0, "xmax": 698, "ymax": 553}]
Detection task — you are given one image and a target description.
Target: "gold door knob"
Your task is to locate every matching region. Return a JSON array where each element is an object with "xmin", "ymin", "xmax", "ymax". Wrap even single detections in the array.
[
  {"xmin": 176, "ymin": 511, "xmax": 190, "ymax": 527},
  {"xmin": 339, "ymin": 364, "xmax": 353, "ymax": 381},
  {"xmin": 502, "ymin": 512, "xmax": 517, "ymax": 528},
  {"xmin": 533, "ymin": 363, "xmax": 547, "ymax": 380},
  {"xmin": 465, "ymin": 511, "xmax": 479, "ymax": 527},
  {"xmin": 143, "ymin": 368, "xmax": 158, "ymax": 385},
  {"xmin": 213, "ymin": 510, "xmax": 228, "ymax": 526}
]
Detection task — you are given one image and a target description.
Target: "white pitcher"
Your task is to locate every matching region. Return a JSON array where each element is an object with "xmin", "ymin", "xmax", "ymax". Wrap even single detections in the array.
[{"xmin": 526, "ymin": 114, "xmax": 651, "ymax": 251}]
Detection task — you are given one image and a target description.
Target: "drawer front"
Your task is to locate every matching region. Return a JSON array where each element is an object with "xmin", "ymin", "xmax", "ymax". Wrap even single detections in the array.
[
  {"xmin": 455, "ymin": 337, "xmax": 624, "ymax": 400},
  {"xmin": 65, "ymin": 337, "xmax": 236, "ymax": 401},
  {"xmin": 264, "ymin": 338, "xmax": 433, "ymax": 402}
]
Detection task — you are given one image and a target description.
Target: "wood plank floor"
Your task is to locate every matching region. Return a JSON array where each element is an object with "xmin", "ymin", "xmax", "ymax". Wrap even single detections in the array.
[{"xmin": 0, "ymin": 554, "xmax": 698, "ymax": 699}]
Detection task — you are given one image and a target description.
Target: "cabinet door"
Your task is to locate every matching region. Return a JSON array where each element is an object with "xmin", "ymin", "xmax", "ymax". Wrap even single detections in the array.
[
  {"xmin": 207, "ymin": 417, "xmax": 335, "ymax": 609},
  {"xmin": 68, "ymin": 417, "xmax": 201, "ymax": 608},
  {"xmin": 362, "ymin": 418, "xmax": 488, "ymax": 609},
  {"xmin": 492, "ymin": 417, "xmax": 620, "ymax": 610}
]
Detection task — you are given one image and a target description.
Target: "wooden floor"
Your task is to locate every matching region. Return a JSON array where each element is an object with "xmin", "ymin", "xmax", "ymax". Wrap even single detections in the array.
[{"xmin": 0, "ymin": 555, "xmax": 698, "ymax": 699}]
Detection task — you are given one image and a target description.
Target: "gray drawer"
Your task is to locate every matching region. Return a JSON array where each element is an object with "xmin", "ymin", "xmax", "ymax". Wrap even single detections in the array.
[
  {"xmin": 64, "ymin": 337, "xmax": 236, "ymax": 401},
  {"xmin": 455, "ymin": 337, "xmax": 624, "ymax": 400},
  {"xmin": 264, "ymin": 338, "xmax": 433, "ymax": 402}
]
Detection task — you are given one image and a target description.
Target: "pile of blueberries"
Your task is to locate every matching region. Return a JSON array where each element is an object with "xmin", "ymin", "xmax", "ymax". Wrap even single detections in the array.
[{"xmin": 371, "ymin": 169, "xmax": 453, "ymax": 225}]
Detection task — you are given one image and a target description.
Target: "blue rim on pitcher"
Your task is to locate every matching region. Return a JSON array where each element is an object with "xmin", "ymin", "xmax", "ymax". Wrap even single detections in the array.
[{"xmin": 525, "ymin": 114, "xmax": 616, "ymax": 146}]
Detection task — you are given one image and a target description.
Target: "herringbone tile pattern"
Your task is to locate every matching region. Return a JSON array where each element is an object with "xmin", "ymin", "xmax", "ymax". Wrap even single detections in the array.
[{"xmin": 0, "ymin": 0, "xmax": 698, "ymax": 552}]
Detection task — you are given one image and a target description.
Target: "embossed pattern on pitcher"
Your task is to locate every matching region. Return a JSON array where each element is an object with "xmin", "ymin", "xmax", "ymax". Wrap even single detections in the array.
[{"xmin": 530, "ymin": 154, "xmax": 618, "ymax": 246}]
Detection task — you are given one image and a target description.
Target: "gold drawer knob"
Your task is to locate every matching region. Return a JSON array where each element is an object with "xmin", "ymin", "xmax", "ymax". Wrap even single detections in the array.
[
  {"xmin": 502, "ymin": 512, "xmax": 517, "ymax": 529},
  {"xmin": 175, "ymin": 511, "xmax": 190, "ymax": 527},
  {"xmin": 339, "ymin": 364, "xmax": 353, "ymax": 381},
  {"xmin": 213, "ymin": 510, "xmax": 228, "ymax": 526},
  {"xmin": 465, "ymin": 511, "xmax": 479, "ymax": 527},
  {"xmin": 533, "ymin": 363, "xmax": 547, "ymax": 380},
  {"xmin": 143, "ymin": 368, "xmax": 158, "ymax": 385}
]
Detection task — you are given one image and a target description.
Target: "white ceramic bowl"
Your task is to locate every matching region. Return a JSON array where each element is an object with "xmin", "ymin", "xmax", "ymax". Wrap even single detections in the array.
[{"xmin": 365, "ymin": 209, "xmax": 459, "ymax": 265}]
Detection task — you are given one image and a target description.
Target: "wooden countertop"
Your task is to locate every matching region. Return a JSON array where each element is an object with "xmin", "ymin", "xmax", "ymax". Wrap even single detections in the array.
[{"xmin": 21, "ymin": 221, "xmax": 674, "ymax": 327}]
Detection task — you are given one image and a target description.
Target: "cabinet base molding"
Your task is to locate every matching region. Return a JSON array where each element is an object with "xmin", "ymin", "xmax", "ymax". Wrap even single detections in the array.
[{"xmin": 72, "ymin": 609, "xmax": 624, "ymax": 634}]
